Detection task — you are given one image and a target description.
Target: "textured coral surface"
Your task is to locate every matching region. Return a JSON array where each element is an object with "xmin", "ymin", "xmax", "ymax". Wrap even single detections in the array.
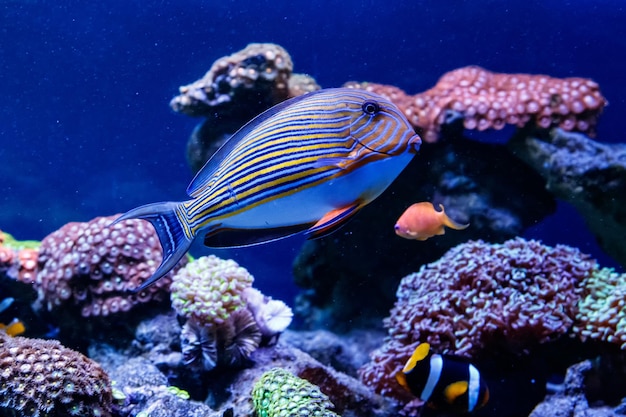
[
  {"xmin": 360, "ymin": 238, "xmax": 597, "ymax": 398},
  {"xmin": 348, "ymin": 65, "xmax": 607, "ymax": 142},
  {"xmin": 252, "ymin": 367, "xmax": 340, "ymax": 417},
  {"xmin": 35, "ymin": 215, "xmax": 182, "ymax": 317},
  {"xmin": 171, "ymin": 255, "xmax": 254, "ymax": 325},
  {"xmin": 573, "ymin": 267, "xmax": 626, "ymax": 348},
  {"xmin": 0, "ymin": 332, "xmax": 112, "ymax": 417}
]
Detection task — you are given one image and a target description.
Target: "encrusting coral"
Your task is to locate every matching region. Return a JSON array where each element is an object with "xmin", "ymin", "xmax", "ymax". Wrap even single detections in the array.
[
  {"xmin": 573, "ymin": 267, "xmax": 626, "ymax": 349},
  {"xmin": 252, "ymin": 367, "xmax": 340, "ymax": 417},
  {"xmin": 347, "ymin": 65, "xmax": 607, "ymax": 142},
  {"xmin": 34, "ymin": 215, "xmax": 185, "ymax": 317},
  {"xmin": 0, "ymin": 332, "xmax": 113, "ymax": 417},
  {"xmin": 359, "ymin": 237, "xmax": 598, "ymax": 398}
]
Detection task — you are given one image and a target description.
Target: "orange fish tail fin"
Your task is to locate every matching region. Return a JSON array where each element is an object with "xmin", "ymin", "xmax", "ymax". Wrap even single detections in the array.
[{"xmin": 438, "ymin": 204, "xmax": 469, "ymax": 231}]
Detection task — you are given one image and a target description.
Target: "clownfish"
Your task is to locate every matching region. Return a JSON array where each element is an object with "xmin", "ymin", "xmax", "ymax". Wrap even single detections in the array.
[
  {"xmin": 396, "ymin": 343, "xmax": 489, "ymax": 413},
  {"xmin": 394, "ymin": 202, "xmax": 468, "ymax": 241}
]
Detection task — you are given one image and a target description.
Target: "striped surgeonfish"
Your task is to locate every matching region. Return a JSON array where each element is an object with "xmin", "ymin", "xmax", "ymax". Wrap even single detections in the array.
[{"xmin": 114, "ymin": 88, "xmax": 421, "ymax": 291}]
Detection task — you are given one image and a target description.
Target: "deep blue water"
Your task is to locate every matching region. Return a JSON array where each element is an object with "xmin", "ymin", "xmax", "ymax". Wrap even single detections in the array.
[{"xmin": 1, "ymin": 1, "xmax": 625, "ymax": 298}]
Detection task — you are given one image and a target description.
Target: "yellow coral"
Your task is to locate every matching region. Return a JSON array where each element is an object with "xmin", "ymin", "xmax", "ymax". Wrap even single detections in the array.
[{"xmin": 573, "ymin": 267, "xmax": 626, "ymax": 349}]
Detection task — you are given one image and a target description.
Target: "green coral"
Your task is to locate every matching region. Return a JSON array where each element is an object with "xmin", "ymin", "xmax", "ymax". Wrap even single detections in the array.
[
  {"xmin": 252, "ymin": 368, "xmax": 340, "ymax": 417},
  {"xmin": 573, "ymin": 267, "xmax": 626, "ymax": 348},
  {"xmin": 1, "ymin": 231, "xmax": 40, "ymax": 250}
]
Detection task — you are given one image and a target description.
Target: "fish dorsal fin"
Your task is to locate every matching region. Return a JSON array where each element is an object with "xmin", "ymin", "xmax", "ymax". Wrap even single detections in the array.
[
  {"xmin": 402, "ymin": 342, "xmax": 431, "ymax": 373},
  {"xmin": 186, "ymin": 89, "xmax": 332, "ymax": 198}
]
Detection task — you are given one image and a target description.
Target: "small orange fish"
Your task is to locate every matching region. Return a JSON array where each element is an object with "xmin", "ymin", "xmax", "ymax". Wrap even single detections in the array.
[
  {"xmin": 395, "ymin": 202, "xmax": 468, "ymax": 241},
  {"xmin": 0, "ymin": 318, "xmax": 26, "ymax": 337}
]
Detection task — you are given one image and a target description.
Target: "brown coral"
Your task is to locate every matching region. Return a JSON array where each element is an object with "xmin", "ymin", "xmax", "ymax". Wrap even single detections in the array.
[
  {"xmin": 359, "ymin": 238, "xmax": 597, "ymax": 398},
  {"xmin": 170, "ymin": 43, "xmax": 294, "ymax": 117},
  {"xmin": 34, "ymin": 215, "xmax": 186, "ymax": 317},
  {"xmin": 0, "ymin": 332, "xmax": 112, "ymax": 417},
  {"xmin": 347, "ymin": 65, "xmax": 607, "ymax": 142}
]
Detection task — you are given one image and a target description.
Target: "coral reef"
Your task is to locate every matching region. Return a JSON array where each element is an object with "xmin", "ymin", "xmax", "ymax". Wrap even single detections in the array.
[
  {"xmin": 180, "ymin": 308, "xmax": 261, "ymax": 370},
  {"xmin": 252, "ymin": 368, "xmax": 340, "ymax": 417},
  {"xmin": 573, "ymin": 267, "xmax": 626, "ymax": 348},
  {"xmin": 243, "ymin": 287, "xmax": 293, "ymax": 342},
  {"xmin": 170, "ymin": 43, "xmax": 294, "ymax": 118},
  {"xmin": 529, "ymin": 360, "xmax": 619, "ymax": 417},
  {"xmin": 170, "ymin": 255, "xmax": 254, "ymax": 325},
  {"xmin": 0, "ymin": 332, "xmax": 112, "ymax": 417},
  {"xmin": 293, "ymin": 136, "xmax": 556, "ymax": 330},
  {"xmin": 0, "ymin": 229, "xmax": 39, "ymax": 284},
  {"xmin": 359, "ymin": 238, "xmax": 597, "ymax": 399},
  {"xmin": 509, "ymin": 128, "xmax": 626, "ymax": 268},
  {"xmin": 93, "ymin": 313, "xmax": 396, "ymax": 417},
  {"xmin": 169, "ymin": 43, "xmax": 320, "ymax": 172},
  {"xmin": 347, "ymin": 65, "xmax": 607, "ymax": 142},
  {"xmin": 171, "ymin": 255, "xmax": 293, "ymax": 371},
  {"xmin": 34, "ymin": 215, "xmax": 184, "ymax": 318}
]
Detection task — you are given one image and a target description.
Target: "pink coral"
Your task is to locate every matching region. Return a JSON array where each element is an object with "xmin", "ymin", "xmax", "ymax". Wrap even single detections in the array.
[
  {"xmin": 0, "ymin": 230, "xmax": 38, "ymax": 284},
  {"xmin": 359, "ymin": 238, "xmax": 597, "ymax": 398},
  {"xmin": 347, "ymin": 66, "xmax": 607, "ymax": 142},
  {"xmin": 34, "ymin": 215, "xmax": 186, "ymax": 317}
]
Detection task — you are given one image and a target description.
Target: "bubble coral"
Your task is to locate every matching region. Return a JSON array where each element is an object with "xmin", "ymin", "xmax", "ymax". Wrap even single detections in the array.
[
  {"xmin": 0, "ymin": 332, "xmax": 113, "ymax": 417},
  {"xmin": 34, "ymin": 215, "xmax": 184, "ymax": 317},
  {"xmin": 252, "ymin": 367, "xmax": 340, "ymax": 417},
  {"xmin": 170, "ymin": 255, "xmax": 254, "ymax": 325},
  {"xmin": 347, "ymin": 65, "xmax": 607, "ymax": 142},
  {"xmin": 573, "ymin": 267, "xmax": 626, "ymax": 349},
  {"xmin": 359, "ymin": 238, "xmax": 597, "ymax": 398}
]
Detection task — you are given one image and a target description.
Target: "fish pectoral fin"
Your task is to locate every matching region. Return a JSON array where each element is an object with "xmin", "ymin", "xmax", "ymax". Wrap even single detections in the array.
[
  {"xmin": 305, "ymin": 202, "xmax": 362, "ymax": 239},
  {"xmin": 203, "ymin": 223, "xmax": 313, "ymax": 248}
]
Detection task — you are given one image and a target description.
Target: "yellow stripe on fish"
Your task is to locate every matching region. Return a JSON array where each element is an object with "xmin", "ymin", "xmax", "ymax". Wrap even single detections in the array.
[{"xmin": 113, "ymin": 88, "xmax": 421, "ymax": 292}]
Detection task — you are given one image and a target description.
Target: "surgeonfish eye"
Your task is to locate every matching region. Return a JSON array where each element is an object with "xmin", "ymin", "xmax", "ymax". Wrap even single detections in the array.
[{"xmin": 361, "ymin": 101, "xmax": 380, "ymax": 115}]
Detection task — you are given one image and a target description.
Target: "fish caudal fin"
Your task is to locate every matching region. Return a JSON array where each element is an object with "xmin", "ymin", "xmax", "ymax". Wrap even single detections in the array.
[
  {"xmin": 111, "ymin": 201, "xmax": 192, "ymax": 292},
  {"xmin": 439, "ymin": 204, "xmax": 469, "ymax": 231}
]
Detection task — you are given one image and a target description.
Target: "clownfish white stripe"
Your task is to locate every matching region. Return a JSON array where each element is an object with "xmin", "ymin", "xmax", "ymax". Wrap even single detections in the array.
[
  {"xmin": 467, "ymin": 363, "xmax": 481, "ymax": 411},
  {"xmin": 420, "ymin": 354, "xmax": 443, "ymax": 402}
]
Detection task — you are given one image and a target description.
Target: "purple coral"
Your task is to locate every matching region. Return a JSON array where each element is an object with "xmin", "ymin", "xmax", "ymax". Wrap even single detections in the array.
[
  {"xmin": 360, "ymin": 237, "xmax": 597, "ymax": 398},
  {"xmin": 34, "ymin": 215, "xmax": 185, "ymax": 317}
]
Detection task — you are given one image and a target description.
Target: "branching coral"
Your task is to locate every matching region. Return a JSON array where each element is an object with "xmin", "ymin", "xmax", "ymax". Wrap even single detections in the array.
[
  {"xmin": 359, "ymin": 238, "xmax": 597, "ymax": 398},
  {"xmin": 34, "ymin": 215, "xmax": 185, "ymax": 317},
  {"xmin": 0, "ymin": 332, "xmax": 113, "ymax": 417},
  {"xmin": 252, "ymin": 368, "xmax": 340, "ymax": 417},
  {"xmin": 573, "ymin": 267, "xmax": 626, "ymax": 348},
  {"xmin": 347, "ymin": 66, "xmax": 607, "ymax": 142}
]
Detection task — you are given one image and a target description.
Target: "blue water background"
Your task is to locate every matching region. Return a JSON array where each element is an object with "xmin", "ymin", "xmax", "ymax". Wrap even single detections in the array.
[{"xmin": 1, "ymin": 1, "xmax": 625, "ymax": 299}]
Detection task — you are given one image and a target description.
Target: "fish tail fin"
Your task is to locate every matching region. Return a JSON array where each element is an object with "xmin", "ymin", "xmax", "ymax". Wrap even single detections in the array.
[
  {"xmin": 111, "ymin": 201, "xmax": 193, "ymax": 292},
  {"xmin": 438, "ymin": 204, "xmax": 470, "ymax": 231}
]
